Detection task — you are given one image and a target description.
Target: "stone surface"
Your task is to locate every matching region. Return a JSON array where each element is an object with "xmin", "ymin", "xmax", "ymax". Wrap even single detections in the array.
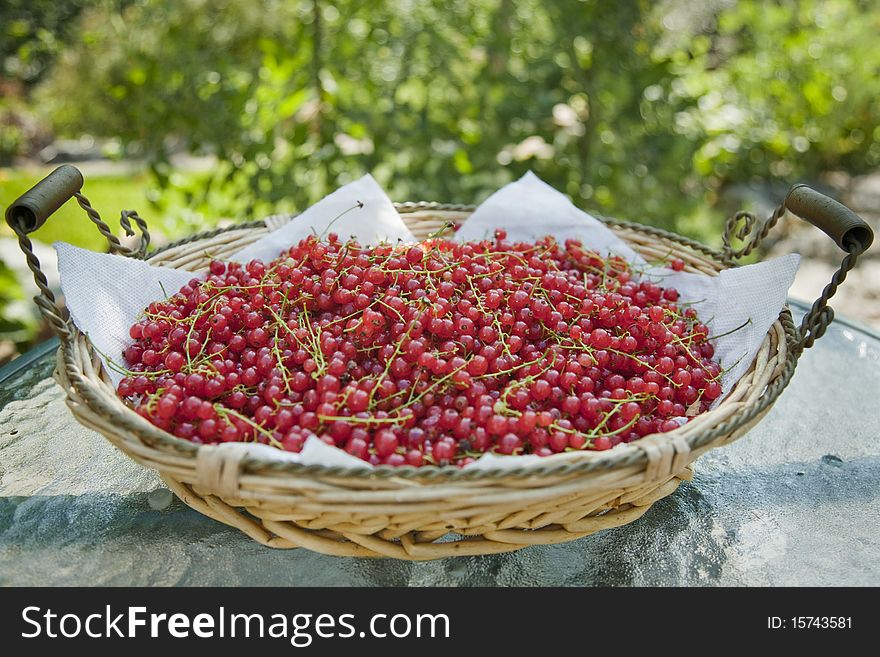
[{"xmin": 1, "ymin": 303, "xmax": 878, "ymax": 586}]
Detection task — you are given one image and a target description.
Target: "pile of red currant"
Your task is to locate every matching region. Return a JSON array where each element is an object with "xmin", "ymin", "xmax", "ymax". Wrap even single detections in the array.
[{"xmin": 116, "ymin": 230, "xmax": 722, "ymax": 466}]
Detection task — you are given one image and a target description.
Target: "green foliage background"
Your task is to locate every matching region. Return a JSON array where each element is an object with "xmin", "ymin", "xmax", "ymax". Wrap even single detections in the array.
[
  {"xmin": 2, "ymin": 0, "xmax": 879, "ymax": 357},
  {"xmin": 29, "ymin": 0, "xmax": 880, "ymax": 227}
]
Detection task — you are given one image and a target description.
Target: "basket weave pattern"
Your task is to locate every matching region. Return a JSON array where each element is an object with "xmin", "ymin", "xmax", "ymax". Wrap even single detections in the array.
[{"xmin": 54, "ymin": 208, "xmax": 792, "ymax": 559}]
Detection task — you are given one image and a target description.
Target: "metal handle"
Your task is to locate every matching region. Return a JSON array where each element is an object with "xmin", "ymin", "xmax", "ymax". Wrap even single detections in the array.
[
  {"xmin": 5, "ymin": 164, "xmax": 84, "ymax": 233},
  {"xmin": 784, "ymin": 184, "xmax": 873, "ymax": 253},
  {"xmin": 3, "ymin": 165, "xmax": 151, "ymax": 343},
  {"xmin": 784, "ymin": 185, "xmax": 872, "ymax": 350},
  {"xmin": 723, "ymin": 184, "xmax": 873, "ymax": 351}
]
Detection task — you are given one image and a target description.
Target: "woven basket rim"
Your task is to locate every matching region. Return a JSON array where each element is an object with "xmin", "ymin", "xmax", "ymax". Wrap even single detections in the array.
[{"xmin": 57, "ymin": 202, "xmax": 801, "ymax": 482}]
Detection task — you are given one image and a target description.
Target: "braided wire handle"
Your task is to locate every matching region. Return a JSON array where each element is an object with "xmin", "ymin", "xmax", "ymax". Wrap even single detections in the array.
[
  {"xmin": 5, "ymin": 165, "xmax": 151, "ymax": 344},
  {"xmin": 74, "ymin": 190, "xmax": 151, "ymax": 259},
  {"xmin": 796, "ymin": 236, "xmax": 864, "ymax": 350},
  {"xmin": 722, "ymin": 205, "xmax": 786, "ymax": 261},
  {"xmin": 722, "ymin": 184, "xmax": 873, "ymax": 352},
  {"xmin": 8, "ymin": 223, "xmax": 72, "ymax": 341}
]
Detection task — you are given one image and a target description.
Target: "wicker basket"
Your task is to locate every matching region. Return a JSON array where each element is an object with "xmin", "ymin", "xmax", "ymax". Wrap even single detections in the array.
[{"xmin": 5, "ymin": 166, "xmax": 873, "ymax": 559}]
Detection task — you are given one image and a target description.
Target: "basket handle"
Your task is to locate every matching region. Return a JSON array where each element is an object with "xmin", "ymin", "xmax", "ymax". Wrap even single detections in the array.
[
  {"xmin": 3, "ymin": 164, "xmax": 152, "ymax": 342},
  {"xmin": 723, "ymin": 184, "xmax": 873, "ymax": 351}
]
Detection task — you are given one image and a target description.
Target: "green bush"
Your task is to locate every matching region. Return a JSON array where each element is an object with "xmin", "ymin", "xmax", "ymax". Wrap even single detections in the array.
[
  {"xmin": 666, "ymin": 0, "xmax": 880, "ymax": 182},
  {"xmin": 0, "ymin": 100, "xmax": 26, "ymax": 165},
  {"xmin": 29, "ymin": 0, "xmax": 880, "ymax": 235},
  {"xmin": 1, "ymin": 0, "xmax": 99, "ymax": 85},
  {"xmin": 33, "ymin": 0, "xmax": 710, "ymax": 235}
]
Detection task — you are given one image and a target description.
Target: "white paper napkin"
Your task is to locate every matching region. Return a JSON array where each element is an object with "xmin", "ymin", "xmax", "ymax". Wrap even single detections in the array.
[
  {"xmin": 56, "ymin": 242, "xmax": 195, "ymax": 379},
  {"xmin": 232, "ymin": 173, "xmax": 414, "ymax": 263},
  {"xmin": 455, "ymin": 171, "xmax": 644, "ymax": 264}
]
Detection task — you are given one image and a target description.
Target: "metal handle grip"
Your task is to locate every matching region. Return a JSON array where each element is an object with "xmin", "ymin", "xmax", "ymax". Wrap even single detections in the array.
[
  {"xmin": 784, "ymin": 184, "xmax": 873, "ymax": 254},
  {"xmin": 778, "ymin": 186, "xmax": 872, "ymax": 350},
  {"xmin": 3, "ymin": 165, "xmax": 151, "ymax": 345},
  {"xmin": 4, "ymin": 165, "xmax": 84, "ymax": 233}
]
